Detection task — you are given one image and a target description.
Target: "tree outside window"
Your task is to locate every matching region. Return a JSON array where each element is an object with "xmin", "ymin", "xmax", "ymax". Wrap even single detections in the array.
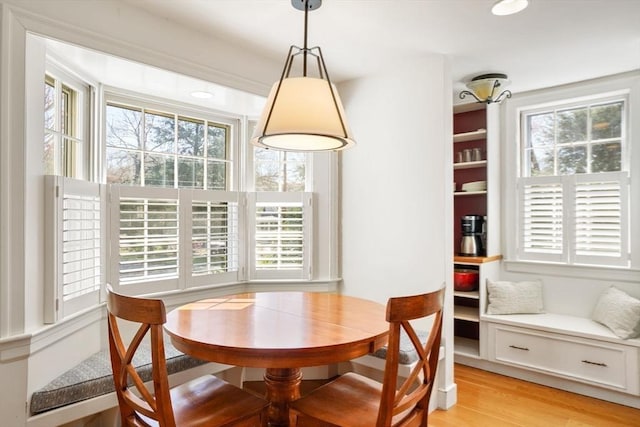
[
  {"xmin": 524, "ymin": 101, "xmax": 623, "ymax": 177},
  {"xmin": 105, "ymin": 103, "xmax": 230, "ymax": 190}
]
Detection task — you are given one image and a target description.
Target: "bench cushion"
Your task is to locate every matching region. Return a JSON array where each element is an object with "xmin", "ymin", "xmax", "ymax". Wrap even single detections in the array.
[
  {"xmin": 371, "ymin": 329, "xmax": 428, "ymax": 365},
  {"xmin": 30, "ymin": 340, "xmax": 206, "ymax": 415}
]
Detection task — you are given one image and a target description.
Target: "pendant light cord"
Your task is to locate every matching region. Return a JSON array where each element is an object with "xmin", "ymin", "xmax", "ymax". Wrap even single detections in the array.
[{"xmin": 303, "ymin": 0, "xmax": 309, "ymax": 76}]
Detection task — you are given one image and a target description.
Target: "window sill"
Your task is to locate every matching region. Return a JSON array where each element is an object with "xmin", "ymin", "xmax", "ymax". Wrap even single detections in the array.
[{"xmin": 503, "ymin": 260, "xmax": 640, "ymax": 283}]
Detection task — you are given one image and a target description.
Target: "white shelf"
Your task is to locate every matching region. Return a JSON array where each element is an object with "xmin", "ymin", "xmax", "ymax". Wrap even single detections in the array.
[
  {"xmin": 453, "ymin": 129, "xmax": 487, "ymax": 143},
  {"xmin": 454, "ymin": 305, "xmax": 480, "ymax": 322},
  {"xmin": 454, "ymin": 336, "xmax": 480, "ymax": 358},
  {"xmin": 453, "ymin": 160, "xmax": 487, "ymax": 170},
  {"xmin": 454, "ymin": 190, "xmax": 487, "ymax": 196},
  {"xmin": 454, "ymin": 290, "xmax": 480, "ymax": 299}
]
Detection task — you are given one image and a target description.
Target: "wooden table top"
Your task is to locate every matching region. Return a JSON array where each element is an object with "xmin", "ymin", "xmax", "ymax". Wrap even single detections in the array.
[{"xmin": 164, "ymin": 291, "xmax": 390, "ymax": 368}]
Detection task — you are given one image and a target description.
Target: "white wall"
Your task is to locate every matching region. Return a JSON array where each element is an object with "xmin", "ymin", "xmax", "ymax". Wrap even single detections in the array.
[{"xmin": 338, "ymin": 55, "xmax": 456, "ymax": 407}]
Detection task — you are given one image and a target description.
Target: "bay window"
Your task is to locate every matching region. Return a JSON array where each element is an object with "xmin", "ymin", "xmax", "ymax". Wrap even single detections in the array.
[{"xmin": 46, "ymin": 83, "xmax": 317, "ymax": 320}]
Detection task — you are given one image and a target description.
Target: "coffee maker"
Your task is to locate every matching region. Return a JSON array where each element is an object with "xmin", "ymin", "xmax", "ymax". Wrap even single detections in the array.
[{"xmin": 460, "ymin": 215, "xmax": 484, "ymax": 256}]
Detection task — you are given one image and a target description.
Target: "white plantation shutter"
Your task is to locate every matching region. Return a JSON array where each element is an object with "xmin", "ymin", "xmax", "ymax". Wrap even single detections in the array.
[
  {"xmin": 109, "ymin": 186, "xmax": 180, "ymax": 294},
  {"xmin": 573, "ymin": 172, "xmax": 628, "ymax": 266},
  {"xmin": 45, "ymin": 176, "xmax": 103, "ymax": 322},
  {"xmin": 518, "ymin": 172, "xmax": 629, "ymax": 266},
  {"xmin": 519, "ymin": 177, "xmax": 564, "ymax": 262},
  {"xmin": 186, "ymin": 190, "xmax": 241, "ymax": 286},
  {"xmin": 248, "ymin": 192, "xmax": 312, "ymax": 280}
]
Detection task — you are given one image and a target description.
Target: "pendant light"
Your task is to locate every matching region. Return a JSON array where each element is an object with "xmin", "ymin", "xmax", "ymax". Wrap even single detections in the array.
[
  {"xmin": 251, "ymin": 0, "xmax": 355, "ymax": 152},
  {"xmin": 459, "ymin": 73, "xmax": 512, "ymax": 104}
]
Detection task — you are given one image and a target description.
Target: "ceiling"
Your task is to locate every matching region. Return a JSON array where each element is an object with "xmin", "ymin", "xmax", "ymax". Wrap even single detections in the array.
[{"xmin": 119, "ymin": 0, "xmax": 640, "ymax": 100}]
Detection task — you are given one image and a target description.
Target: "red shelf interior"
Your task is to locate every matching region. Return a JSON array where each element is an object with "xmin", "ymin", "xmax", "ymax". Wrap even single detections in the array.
[{"xmin": 453, "ymin": 108, "xmax": 487, "ymax": 255}]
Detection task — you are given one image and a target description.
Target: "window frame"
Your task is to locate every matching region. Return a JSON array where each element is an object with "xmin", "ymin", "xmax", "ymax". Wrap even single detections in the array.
[
  {"xmin": 502, "ymin": 72, "xmax": 640, "ymax": 278},
  {"xmin": 103, "ymin": 92, "xmax": 238, "ymax": 191},
  {"xmin": 520, "ymin": 96, "xmax": 627, "ymax": 178},
  {"xmin": 44, "ymin": 60, "xmax": 91, "ymax": 180}
]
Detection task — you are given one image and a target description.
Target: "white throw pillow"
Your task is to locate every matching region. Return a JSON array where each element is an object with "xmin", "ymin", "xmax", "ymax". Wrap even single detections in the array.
[
  {"xmin": 486, "ymin": 280, "xmax": 544, "ymax": 315},
  {"xmin": 592, "ymin": 286, "xmax": 640, "ymax": 340}
]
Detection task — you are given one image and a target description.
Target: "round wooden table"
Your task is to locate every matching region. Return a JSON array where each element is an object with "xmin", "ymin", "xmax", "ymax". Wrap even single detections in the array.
[{"xmin": 164, "ymin": 291, "xmax": 389, "ymax": 426}]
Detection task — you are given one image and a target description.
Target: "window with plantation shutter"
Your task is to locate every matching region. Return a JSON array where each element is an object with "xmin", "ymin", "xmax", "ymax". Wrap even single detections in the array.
[
  {"xmin": 45, "ymin": 176, "xmax": 103, "ymax": 322},
  {"xmin": 248, "ymin": 192, "xmax": 312, "ymax": 280},
  {"xmin": 517, "ymin": 94, "xmax": 629, "ymax": 267}
]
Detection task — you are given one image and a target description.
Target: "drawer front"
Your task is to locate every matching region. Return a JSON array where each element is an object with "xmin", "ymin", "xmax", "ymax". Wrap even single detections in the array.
[{"xmin": 489, "ymin": 324, "xmax": 638, "ymax": 393}]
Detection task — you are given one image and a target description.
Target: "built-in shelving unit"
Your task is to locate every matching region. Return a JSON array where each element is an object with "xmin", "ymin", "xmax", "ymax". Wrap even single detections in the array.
[
  {"xmin": 452, "ymin": 103, "xmax": 502, "ymax": 363},
  {"xmin": 453, "ymin": 257, "xmax": 501, "ymax": 359}
]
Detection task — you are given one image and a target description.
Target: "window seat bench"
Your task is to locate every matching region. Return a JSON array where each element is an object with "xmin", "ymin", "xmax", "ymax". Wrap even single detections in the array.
[
  {"xmin": 27, "ymin": 340, "xmax": 236, "ymax": 427},
  {"xmin": 481, "ymin": 312, "xmax": 640, "ymax": 403}
]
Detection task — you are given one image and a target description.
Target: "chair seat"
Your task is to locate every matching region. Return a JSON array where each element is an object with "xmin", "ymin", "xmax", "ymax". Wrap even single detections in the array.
[
  {"xmin": 371, "ymin": 329, "xmax": 429, "ymax": 365},
  {"xmin": 136, "ymin": 375, "xmax": 267, "ymax": 427},
  {"xmin": 291, "ymin": 372, "xmax": 412, "ymax": 427}
]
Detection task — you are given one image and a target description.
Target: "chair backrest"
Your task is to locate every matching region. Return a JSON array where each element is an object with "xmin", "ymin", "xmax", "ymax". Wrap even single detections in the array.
[
  {"xmin": 106, "ymin": 285, "xmax": 177, "ymax": 427},
  {"xmin": 377, "ymin": 287, "xmax": 445, "ymax": 427}
]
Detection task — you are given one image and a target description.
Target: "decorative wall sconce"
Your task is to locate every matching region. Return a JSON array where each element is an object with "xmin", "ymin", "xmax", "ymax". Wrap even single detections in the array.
[
  {"xmin": 459, "ymin": 73, "xmax": 512, "ymax": 104},
  {"xmin": 251, "ymin": 0, "xmax": 355, "ymax": 152}
]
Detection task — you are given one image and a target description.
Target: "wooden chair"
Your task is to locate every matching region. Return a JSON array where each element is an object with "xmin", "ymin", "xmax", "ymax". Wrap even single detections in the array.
[
  {"xmin": 106, "ymin": 285, "xmax": 268, "ymax": 427},
  {"xmin": 290, "ymin": 288, "xmax": 445, "ymax": 427}
]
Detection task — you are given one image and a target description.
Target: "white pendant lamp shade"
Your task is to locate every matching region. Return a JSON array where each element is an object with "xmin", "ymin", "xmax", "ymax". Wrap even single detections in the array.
[
  {"xmin": 251, "ymin": 0, "xmax": 355, "ymax": 152},
  {"xmin": 252, "ymin": 77, "xmax": 354, "ymax": 151}
]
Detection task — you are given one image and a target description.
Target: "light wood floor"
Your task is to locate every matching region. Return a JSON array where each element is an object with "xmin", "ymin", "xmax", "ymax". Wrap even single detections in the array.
[
  {"xmin": 245, "ymin": 363, "xmax": 640, "ymax": 426},
  {"xmin": 429, "ymin": 364, "xmax": 640, "ymax": 427}
]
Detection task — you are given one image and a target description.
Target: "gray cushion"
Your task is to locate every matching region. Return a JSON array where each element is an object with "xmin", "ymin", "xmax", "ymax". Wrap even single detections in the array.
[
  {"xmin": 371, "ymin": 329, "xmax": 428, "ymax": 365},
  {"xmin": 30, "ymin": 339, "xmax": 206, "ymax": 415}
]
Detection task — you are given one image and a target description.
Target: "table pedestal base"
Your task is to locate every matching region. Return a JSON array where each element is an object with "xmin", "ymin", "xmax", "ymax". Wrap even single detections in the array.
[{"xmin": 264, "ymin": 367, "xmax": 302, "ymax": 427}]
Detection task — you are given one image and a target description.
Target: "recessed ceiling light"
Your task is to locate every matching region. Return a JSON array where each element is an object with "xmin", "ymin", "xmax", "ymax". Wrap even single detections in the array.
[
  {"xmin": 191, "ymin": 91, "xmax": 213, "ymax": 99},
  {"xmin": 491, "ymin": 0, "xmax": 529, "ymax": 16}
]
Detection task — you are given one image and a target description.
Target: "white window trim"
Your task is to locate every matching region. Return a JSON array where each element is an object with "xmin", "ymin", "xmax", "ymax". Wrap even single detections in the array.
[{"xmin": 502, "ymin": 71, "xmax": 640, "ymax": 277}]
